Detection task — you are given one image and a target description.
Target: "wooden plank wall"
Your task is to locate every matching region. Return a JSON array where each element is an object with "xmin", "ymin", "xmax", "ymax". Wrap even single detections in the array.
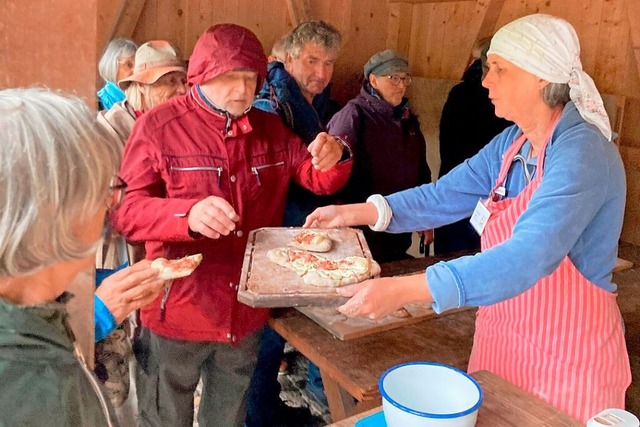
[
  {"xmin": 1, "ymin": 0, "xmax": 100, "ymax": 107},
  {"xmin": 109, "ymin": 0, "xmax": 640, "ymax": 99},
  {"xmin": 94, "ymin": 0, "xmax": 639, "ymax": 243}
]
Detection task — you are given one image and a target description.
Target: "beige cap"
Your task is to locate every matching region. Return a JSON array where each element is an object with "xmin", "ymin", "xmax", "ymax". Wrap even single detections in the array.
[{"xmin": 118, "ymin": 40, "xmax": 186, "ymax": 90}]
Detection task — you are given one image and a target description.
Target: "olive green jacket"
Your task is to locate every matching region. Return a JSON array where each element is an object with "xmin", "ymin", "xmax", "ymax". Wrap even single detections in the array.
[{"xmin": 0, "ymin": 295, "xmax": 117, "ymax": 426}]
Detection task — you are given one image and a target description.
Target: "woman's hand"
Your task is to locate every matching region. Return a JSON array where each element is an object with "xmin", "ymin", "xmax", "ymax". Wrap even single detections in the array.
[
  {"xmin": 336, "ymin": 274, "xmax": 432, "ymax": 320},
  {"xmin": 95, "ymin": 260, "xmax": 165, "ymax": 324},
  {"xmin": 303, "ymin": 202, "xmax": 379, "ymax": 228}
]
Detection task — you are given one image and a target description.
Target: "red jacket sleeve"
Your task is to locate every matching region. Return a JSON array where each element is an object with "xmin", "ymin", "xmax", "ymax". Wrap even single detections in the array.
[{"xmin": 286, "ymin": 131, "xmax": 353, "ymax": 195}]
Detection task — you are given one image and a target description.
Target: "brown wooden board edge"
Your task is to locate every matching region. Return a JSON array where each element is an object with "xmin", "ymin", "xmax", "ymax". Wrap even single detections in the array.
[
  {"xmin": 236, "ymin": 227, "xmax": 379, "ymax": 308},
  {"xmin": 295, "ymin": 305, "xmax": 429, "ymax": 340},
  {"xmin": 297, "ymin": 305, "xmax": 470, "ymax": 340}
]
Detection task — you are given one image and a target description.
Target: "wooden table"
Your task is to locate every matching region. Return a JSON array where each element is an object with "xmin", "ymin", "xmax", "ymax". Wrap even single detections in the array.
[
  {"xmin": 328, "ymin": 370, "xmax": 582, "ymax": 426},
  {"xmin": 270, "ymin": 255, "xmax": 476, "ymax": 422},
  {"xmin": 270, "ymin": 306, "xmax": 476, "ymax": 420}
]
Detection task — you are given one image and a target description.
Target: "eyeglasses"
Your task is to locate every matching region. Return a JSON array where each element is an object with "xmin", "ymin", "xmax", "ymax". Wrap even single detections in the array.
[
  {"xmin": 108, "ymin": 176, "xmax": 127, "ymax": 209},
  {"xmin": 385, "ymin": 75, "xmax": 412, "ymax": 87}
]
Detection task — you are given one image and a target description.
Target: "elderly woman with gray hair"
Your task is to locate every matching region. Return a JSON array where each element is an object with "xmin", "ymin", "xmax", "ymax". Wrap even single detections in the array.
[
  {"xmin": 305, "ymin": 14, "xmax": 630, "ymax": 422},
  {"xmin": 98, "ymin": 40, "xmax": 187, "ymax": 145},
  {"xmin": 97, "ymin": 38, "xmax": 139, "ymax": 110},
  {"xmin": 0, "ymin": 88, "xmax": 165, "ymax": 425}
]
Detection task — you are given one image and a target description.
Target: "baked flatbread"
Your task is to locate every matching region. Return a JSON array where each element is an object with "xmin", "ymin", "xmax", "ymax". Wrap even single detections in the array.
[
  {"xmin": 267, "ymin": 248, "xmax": 380, "ymax": 288},
  {"xmin": 151, "ymin": 253, "xmax": 203, "ymax": 281},
  {"xmin": 287, "ymin": 230, "xmax": 332, "ymax": 252}
]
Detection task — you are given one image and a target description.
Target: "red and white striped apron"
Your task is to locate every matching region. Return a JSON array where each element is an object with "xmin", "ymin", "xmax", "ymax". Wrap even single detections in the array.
[{"xmin": 467, "ymin": 119, "xmax": 631, "ymax": 422}]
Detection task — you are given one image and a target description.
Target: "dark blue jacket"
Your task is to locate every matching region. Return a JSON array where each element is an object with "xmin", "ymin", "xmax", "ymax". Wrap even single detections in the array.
[{"xmin": 253, "ymin": 61, "xmax": 340, "ymax": 225}]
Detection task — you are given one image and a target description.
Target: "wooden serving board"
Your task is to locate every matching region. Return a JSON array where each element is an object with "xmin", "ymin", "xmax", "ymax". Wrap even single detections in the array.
[
  {"xmin": 296, "ymin": 302, "xmax": 441, "ymax": 340},
  {"xmin": 237, "ymin": 227, "xmax": 377, "ymax": 308}
]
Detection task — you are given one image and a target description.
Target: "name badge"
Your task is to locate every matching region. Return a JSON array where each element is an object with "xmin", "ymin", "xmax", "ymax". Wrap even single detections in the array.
[{"xmin": 470, "ymin": 199, "xmax": 491, "ymax": 236}]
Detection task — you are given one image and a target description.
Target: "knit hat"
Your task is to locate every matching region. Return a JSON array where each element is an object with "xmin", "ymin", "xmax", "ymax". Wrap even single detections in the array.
[
  {"xmin": 118, "ymin": 40, "xmax": 185, "ymax": 90},
  {"xmin": 364, "ymin": 50, "xmax": 409, "ymax": 79}
]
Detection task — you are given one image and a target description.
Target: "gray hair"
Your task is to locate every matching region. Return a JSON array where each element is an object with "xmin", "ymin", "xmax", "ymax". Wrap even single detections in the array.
[
  {"xmin": 98, "ymin": 38, "xmax": 139, "ymax": 83},
  {"xmin": 285, "ymin": 20, "xmax": 342, "ymax": 58},
  {"xmin": 124, "ymin": 82, "xmax": 144, "ymax": 111},
  {"xmin": 542, "ymin": 82, "xmax": 571, "ymax": 108},
  {"xmin": 0, "ymin": 88, "xmax": 122, "ymax": 277}
]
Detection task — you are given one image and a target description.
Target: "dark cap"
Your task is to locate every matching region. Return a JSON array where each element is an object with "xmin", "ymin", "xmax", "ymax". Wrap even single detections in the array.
[{"xmin": 363, "ymin": 49, "xmax": 409, "ymax": 79}]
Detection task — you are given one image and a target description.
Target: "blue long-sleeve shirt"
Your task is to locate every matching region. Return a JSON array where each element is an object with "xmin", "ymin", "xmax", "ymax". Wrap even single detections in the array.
[
  {"xmin": 385, "ymin": 102, "xmax": 625, "ymax": 313},
  {"xmin": 93, "ymin": 262, "xmax": 127, "ymax": 342}
]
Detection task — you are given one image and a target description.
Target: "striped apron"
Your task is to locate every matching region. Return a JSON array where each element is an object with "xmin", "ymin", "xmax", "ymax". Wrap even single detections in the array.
[{"xmin": 467, "ymin": 120, "xmax": 631, "ymax": 422}]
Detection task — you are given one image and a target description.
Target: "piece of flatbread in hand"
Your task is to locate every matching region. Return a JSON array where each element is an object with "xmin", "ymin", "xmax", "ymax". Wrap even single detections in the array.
[
  {"xmin": 151, "ymin": 253, "xmax": 203, "ymax": 281},
  {"xmin": 267, "ymin": 247, "xmax": 380, "ymax": 288},
  {"xmin": 287, "ymin": 230, "xmax": 333, "ymax": 253}
]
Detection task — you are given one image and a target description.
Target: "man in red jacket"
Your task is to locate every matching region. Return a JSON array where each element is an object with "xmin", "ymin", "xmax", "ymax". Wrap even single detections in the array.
[{"xmin": 111, "ymin": 24, "xmax": 352, "ymax": 427}]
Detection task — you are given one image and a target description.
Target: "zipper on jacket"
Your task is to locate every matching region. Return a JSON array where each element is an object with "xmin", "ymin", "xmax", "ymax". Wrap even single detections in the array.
[
  {"xmin": 73, "ymin": 343, "xmax": 116, "ymax": 427},
  {"xmin": 170, "ymin": 165, "xmax": 223, "ymax": 180},
  {"xmin": 160, "ymin": 284, "xmax": 172, "ymax": 321},
  {"xmin": 250, "ymin": 161, "xmax": 285, "ymax": 186}
]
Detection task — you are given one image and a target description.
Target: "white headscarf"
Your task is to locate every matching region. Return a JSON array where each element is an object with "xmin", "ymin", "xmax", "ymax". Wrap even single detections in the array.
[{"xmin": 488, "ymin": 14, "xmax": 612, "ymax": 141}]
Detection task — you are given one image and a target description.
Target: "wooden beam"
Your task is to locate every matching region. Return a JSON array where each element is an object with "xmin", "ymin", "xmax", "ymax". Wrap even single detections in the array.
[
  {"xmin": 625, "ymin": 0, "xmax": 640, "ymax": 84},
  {"xmin": 108, "ymin": 0, "xmax": 146, "ymax": 43},
  {"xmin": 286, "ymin": 0, "xmax": 302, "ymax": 26},
  {"xmin": 389, "ymin": 0, "xmax": 475, "ymax": 3},
  {"xmin": 464, "ymin": 0, "xmax": 506, "ymax": 68},
  {"xmin": 474, "ymin": 0, "xmax": 506, "ymax": 41},
  {"xmin": 286, "ymin": 0, "xmax": 312, "ymax": 26}
]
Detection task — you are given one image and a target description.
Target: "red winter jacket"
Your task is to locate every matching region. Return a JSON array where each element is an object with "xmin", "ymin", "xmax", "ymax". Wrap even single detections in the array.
[{"xmin": 111, "ymin": 24, "xmax": 352, "ymax": 342}]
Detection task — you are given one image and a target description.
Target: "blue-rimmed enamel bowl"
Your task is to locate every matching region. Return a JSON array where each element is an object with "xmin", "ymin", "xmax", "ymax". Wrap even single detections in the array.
[{"xmin": 379, "ymin": 362, "xmax": 483, "ymax": 427}]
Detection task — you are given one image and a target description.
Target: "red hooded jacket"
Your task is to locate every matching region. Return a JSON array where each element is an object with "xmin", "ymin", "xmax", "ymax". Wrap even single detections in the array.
[{"xmin": 111, "ymin": 24, "xmax": 352, "ymax": 342}]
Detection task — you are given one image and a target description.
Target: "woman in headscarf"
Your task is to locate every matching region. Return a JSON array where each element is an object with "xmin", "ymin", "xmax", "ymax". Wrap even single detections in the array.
[{"xmin": 304, "ymin": 14, "xmax": 630, "ymax": 422}]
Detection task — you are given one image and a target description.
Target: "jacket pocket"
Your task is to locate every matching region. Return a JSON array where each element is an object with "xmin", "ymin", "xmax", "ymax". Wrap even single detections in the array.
[
  {"xmin": 248, "ymin": 154, "xmax": 288, "ymax": 202},
  {"xmin": 165, "ymin": 155, "xmax": 225, "ymax": 198},
  {"xmin": 250, "ymin": 161, "xmax": 285, "ymax": 186}
]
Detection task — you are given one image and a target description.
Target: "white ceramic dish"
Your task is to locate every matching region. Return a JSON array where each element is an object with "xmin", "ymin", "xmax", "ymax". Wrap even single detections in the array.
[
  {"xmin": 587, "ymin": 408, "xmax": 640, "ymax": 427},
  {"xmin": 379, "ymin": 362, "xmax": 483, "ymax": 427}
]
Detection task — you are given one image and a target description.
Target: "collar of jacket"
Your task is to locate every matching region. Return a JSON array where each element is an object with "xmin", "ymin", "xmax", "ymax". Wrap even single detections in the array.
[
  {"xmin": 0, "ymin": 292, "xmax": 75, "ymax": 351},
  {"xmin": 191, "ymin": 85, "xmax": 253, "ymax": 134},
  {"xmin": 360, "ymin": 85, "xmax": 410, "ymax": 120},
  {"xmin": 261, "ymin": 62, "xmax": 333, "ymax": 118}
]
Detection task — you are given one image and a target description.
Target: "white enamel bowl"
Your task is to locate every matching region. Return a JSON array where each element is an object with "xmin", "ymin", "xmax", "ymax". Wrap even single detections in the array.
[{"xmin": 379, "ymin": 362, "xmax": 483, "ymax": 427}]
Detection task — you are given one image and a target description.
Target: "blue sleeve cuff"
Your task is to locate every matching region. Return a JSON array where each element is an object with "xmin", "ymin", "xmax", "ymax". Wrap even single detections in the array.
[
  {"xmin": 427, "ymin": 262, "xmax": 465, "ymax": 313},
  {"xmin": 94, "ymin": 294, "xmax": 117, "ymax": 342}
]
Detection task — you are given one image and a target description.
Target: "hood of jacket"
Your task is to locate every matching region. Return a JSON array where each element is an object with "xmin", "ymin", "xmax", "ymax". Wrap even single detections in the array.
[{"xmin": 187, "ymin": 23, "xmax": 267, "ymax": 91}]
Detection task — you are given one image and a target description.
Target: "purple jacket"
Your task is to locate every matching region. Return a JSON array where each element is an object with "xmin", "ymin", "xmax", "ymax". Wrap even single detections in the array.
[{"xmin": 327, "ymin": 87, "xmax": 431, "ymax": 262}]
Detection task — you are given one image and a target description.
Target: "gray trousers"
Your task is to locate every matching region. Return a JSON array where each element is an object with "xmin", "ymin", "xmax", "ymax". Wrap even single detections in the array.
[{"xmin": 135, "ymin": 327, "xmax": 260, "ymax": 427}]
